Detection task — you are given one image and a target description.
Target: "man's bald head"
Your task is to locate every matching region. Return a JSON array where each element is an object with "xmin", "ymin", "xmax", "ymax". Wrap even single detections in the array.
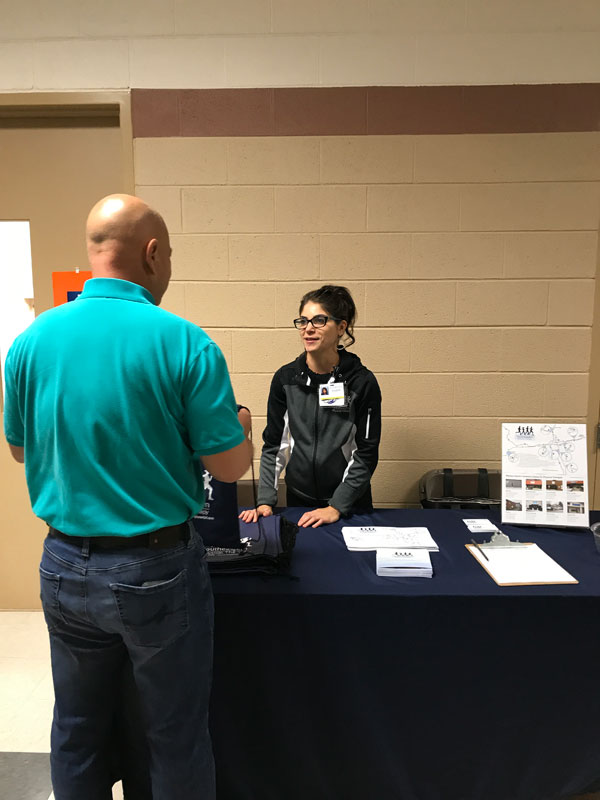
[{"xmin": 85, "ymin": 194, "xmax": 171, "ymax": 304}]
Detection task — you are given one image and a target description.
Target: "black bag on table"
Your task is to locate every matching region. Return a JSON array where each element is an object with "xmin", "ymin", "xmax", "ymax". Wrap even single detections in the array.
[
  {"xmin": 192, "ymin": 468, "xmax": 241, "ymax": 549},
  {"xmin": 203, "ymin": 513, "xmax": 298, "ymax": 575},
  {"xmin": 419, "ymin": 468, "xmax": 501, "ymax": 510},
  {"xmin": 192, "ymin": 466, "xmax": 298, "ymax": 575}
]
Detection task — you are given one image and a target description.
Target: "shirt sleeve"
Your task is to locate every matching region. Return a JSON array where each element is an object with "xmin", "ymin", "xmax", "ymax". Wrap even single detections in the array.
[
  {"xmin": 3, "ymin": 348, "xmax": 25, "ymax": 447},
  {"xmin": 183, "ymin": 341, "xmax": 245, "ymax": 456}
]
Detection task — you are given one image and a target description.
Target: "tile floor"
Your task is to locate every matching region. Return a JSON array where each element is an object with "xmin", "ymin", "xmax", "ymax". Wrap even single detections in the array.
[{"xmin": 0, "ymin": 611, "xmax": 123, "ymax": 800}]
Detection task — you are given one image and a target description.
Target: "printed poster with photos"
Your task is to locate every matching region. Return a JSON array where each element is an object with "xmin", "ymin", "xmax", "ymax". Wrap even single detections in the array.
[{"xmin": 502, "ymin": 423, "xmax": 589, "ymax": 528}]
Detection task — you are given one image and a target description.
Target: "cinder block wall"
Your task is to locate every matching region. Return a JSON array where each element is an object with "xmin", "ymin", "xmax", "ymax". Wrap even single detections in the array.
[
  {"xmin": 2, "ymin": 1, "xmax": 600, "ymax": 507},
  {"xmin": 133, "ymin": 88, "xmax": 600, "ymax": 506},
  {"xmin": 3, "ymin": 1, "xmax": 600, "ymax": 90}
]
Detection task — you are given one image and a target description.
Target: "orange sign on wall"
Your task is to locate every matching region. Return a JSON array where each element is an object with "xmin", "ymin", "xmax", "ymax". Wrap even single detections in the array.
[{"xmin": 52, "ymin": 270, "xmax": 92, "ymax": 307}]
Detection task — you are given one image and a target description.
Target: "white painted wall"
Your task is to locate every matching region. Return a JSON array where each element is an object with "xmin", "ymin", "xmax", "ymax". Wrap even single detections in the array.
[
  {"xmin": 1, "ymin": 0, "xmax": 600, "ymax": 91},
  {"xmin": 0, "ymin": 221, "xmax": 35, "ymax": 401}
]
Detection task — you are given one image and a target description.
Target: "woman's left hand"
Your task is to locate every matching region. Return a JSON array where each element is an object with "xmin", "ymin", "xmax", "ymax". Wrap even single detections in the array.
[{"xmin": 297, "ymin": 505, "xmax": 341, "ymax": 528}]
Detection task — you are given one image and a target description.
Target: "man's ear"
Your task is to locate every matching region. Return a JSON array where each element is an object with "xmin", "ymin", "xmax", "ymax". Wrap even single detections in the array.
[{"xmin": 144, "ymin": 238, "xmax": 159, "ymax": 274}]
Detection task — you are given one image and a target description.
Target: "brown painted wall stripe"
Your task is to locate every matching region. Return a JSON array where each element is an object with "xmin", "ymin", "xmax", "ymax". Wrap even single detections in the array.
[{"xmin": 131, "ymin": 84, "xmax": 600, "ymax": 138}]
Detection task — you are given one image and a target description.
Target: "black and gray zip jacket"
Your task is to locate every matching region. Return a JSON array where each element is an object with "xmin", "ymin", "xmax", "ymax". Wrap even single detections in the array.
[{"xmin": 256, "ymin": 350, "xmax": 381, "ymax": 515}]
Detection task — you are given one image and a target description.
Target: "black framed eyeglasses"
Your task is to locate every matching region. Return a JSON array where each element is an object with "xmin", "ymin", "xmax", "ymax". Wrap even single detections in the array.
[{"xmin": 293, "ymin": 315, "xmax": 341, "ymax": 330}]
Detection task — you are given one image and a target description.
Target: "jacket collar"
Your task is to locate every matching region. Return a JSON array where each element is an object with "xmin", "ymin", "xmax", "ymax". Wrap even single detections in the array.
[{"xmin": 294, "ymin": 349, "xmax": 362, "ymax": 386}]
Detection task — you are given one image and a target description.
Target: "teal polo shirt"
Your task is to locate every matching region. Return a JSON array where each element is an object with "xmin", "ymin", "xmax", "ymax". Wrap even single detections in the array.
[{"xmin": 3, "ymin": 278, "xmax": 245, "ymax": 536}]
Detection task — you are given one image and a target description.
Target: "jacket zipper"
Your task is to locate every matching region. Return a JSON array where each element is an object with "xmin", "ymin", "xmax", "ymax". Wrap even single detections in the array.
[
  {"xmin": 366, "ymin": 408, "xmax": 372, "ymax": 438},
  {"xmin": 312, "ymin": 390, "xmax": 320, "ymax": 498},
  {"xmin": 309, "ymin": 366, "xmax": 342, "ymax": 500}
]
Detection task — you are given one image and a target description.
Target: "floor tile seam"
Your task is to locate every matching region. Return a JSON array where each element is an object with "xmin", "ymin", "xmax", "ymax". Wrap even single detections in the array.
[{"xmin": 0, "ymin": 655, "xmax": 51, "ymax": 660}]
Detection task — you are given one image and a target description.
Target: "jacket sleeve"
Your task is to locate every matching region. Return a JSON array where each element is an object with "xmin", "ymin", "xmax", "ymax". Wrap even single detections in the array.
[
  {"xmin": 256, "ymin": 370, "xmax": 292, "ymax": 507},
  {"xmin": 329, "ymin": 373, "xmax": 381, "ymax": 515}
]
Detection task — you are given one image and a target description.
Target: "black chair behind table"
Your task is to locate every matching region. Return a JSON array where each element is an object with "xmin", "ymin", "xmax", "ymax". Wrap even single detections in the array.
[{"xmin": 419, "ymin": 467, "xmax": 501, "ymax": 510}]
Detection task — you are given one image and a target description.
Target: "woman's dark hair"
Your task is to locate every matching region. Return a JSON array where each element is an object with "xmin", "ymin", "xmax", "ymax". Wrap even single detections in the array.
[{"xmin": 299, "ymin": 285, "xmax": 356, "ymax": 348}]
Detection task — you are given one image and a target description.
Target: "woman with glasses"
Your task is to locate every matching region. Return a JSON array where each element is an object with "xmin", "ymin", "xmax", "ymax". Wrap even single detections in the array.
[{"xmin": 239, "ymin": 285, "xmax": 381, "ymax": 528}]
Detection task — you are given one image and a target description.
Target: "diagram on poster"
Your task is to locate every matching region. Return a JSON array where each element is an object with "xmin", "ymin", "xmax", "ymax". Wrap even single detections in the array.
[{"xmin": 501, "ymin": 423, "xmax": 589, "ymax": 528}]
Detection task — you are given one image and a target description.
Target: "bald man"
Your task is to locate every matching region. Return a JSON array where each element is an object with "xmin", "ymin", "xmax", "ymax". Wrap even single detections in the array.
[{"xmin": 4, "ymin": 194, "xmax": 252, "ymax": 800}]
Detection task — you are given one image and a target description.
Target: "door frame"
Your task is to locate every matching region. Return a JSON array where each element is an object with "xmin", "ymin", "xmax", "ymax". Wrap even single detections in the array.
[
  {"xmin": 0, "ymin": 90, "xmax": 134, "ymax": 416},
  {"xmin": 0, "ymin": 92, "xmax": 135, "ymax": 608},
  {"xmin": 0, "ymin": 91, "xmax": 134, "ymax": 194}
]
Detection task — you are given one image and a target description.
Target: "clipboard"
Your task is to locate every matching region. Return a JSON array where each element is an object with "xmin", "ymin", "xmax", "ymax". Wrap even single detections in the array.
[{"xmin": 465, "ymin": 543, "xmax": 578, "ymax": 586}]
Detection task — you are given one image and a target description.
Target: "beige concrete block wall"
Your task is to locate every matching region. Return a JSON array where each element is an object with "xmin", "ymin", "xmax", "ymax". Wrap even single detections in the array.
[
  {"xmin": 1, "ymin": 3, "xmax": 599, "ymax": 595},
  {"xmin": 136, "ymin": 131, "xmax": 600, "ymax": 506},
  {"xmin": 3, "ymin": 1, "xmax": 600, "ymax": 91}
]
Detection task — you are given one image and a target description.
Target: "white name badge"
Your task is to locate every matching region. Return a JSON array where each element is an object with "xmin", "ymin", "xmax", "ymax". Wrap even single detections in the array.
[{"xmin": 319, "ymin": 381, "xmax": 347, "ymax": 407}]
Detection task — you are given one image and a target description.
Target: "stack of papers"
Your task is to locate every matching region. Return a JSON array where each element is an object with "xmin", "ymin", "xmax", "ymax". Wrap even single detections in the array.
[
  {"xmin": 376, "ymin": 549, "xmax": 433, "ymax": 578},
  {"xmin": 342, "ymin": 526, "xmax": 438, "ymax": 579},
  {"xmin": 341, "ymin": 526, "xmax": 439, "ymax": 552}
]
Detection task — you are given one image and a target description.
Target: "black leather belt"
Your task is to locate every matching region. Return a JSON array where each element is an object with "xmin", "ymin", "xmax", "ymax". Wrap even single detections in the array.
[{"xmin": 48, "ymin": 521, "xmax": 191, "ymax": 550}]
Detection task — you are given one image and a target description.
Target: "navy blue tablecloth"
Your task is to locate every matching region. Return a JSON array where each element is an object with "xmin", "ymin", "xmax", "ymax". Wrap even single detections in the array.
[{"xmin": 209, "ymin": 509, "xmax": 600, "ymax": 800}]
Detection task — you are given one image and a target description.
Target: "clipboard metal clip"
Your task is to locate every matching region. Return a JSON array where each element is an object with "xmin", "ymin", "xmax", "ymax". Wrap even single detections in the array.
[{"xmin": 483, "ymin": 531, "xmax": 528, "ymax": 548}]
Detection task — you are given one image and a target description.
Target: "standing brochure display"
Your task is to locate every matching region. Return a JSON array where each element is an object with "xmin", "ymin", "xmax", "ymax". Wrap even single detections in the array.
[{"xmin": 501, "ymin": 422, "xmax": 589, "ymax": 528}]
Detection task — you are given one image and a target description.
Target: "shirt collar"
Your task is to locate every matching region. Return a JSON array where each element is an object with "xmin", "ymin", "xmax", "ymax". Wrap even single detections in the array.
[{"xmin": 78, "ymin": 278, "xmax": 156, "ymax": 306}]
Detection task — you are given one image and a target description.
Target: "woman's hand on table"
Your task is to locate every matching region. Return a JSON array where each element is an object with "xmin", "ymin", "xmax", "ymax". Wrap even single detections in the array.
[
  {"xmin": 239, "ymin": 504, "xmax": 273, "ymax": 523},
  {"xmin": 298, "ymin": 505, "xmax": 341, "ymax": 528}
]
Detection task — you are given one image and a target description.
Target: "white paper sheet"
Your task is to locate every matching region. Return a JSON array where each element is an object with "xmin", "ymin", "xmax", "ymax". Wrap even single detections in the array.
[
  {"xmin": 342, "ymin": 526, "xmax": 439, "ymax": 552},
  {"xmin": 463, "ymin": 519, "xmax": 500, "ymax": 533},
  {"xmin": 466, "ymin": 542, "xmax": 578, "ymax": 586}
]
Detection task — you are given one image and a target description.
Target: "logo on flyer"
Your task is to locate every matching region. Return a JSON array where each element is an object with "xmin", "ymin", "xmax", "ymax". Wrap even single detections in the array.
[
  {"xmin": 516, "ymin": 425, "xmax": 534, "ymax": 438},
  {"xmin": 203, "ymin": 469, "xmax": 214, "ymax": 501}
]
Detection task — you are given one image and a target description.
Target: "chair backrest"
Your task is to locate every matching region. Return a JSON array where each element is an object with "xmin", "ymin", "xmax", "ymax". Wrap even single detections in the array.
[{"xmin": 419, "ymin": 468, "xmax": 501, "ymax": 510}]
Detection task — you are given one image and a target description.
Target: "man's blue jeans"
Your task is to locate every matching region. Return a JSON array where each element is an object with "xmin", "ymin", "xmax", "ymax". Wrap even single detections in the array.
[{"xmin": 39, "ymin": 523, "xmax": 215, "ymax": 800}]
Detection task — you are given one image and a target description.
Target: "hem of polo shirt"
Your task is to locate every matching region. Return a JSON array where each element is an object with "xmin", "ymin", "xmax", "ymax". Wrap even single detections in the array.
[
  {"xmin": 5, "ymin": 436, "xmax": 24, "ymax": 447},
  {"xmin": 196, "ymin": 430, "xmax": 246, "ymax": 457}
]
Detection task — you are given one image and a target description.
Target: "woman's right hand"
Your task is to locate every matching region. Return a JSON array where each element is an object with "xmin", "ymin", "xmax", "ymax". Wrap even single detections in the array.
[{"xmin": 239, "ymin": 504, "xmax": 273, "ymax": 523}]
